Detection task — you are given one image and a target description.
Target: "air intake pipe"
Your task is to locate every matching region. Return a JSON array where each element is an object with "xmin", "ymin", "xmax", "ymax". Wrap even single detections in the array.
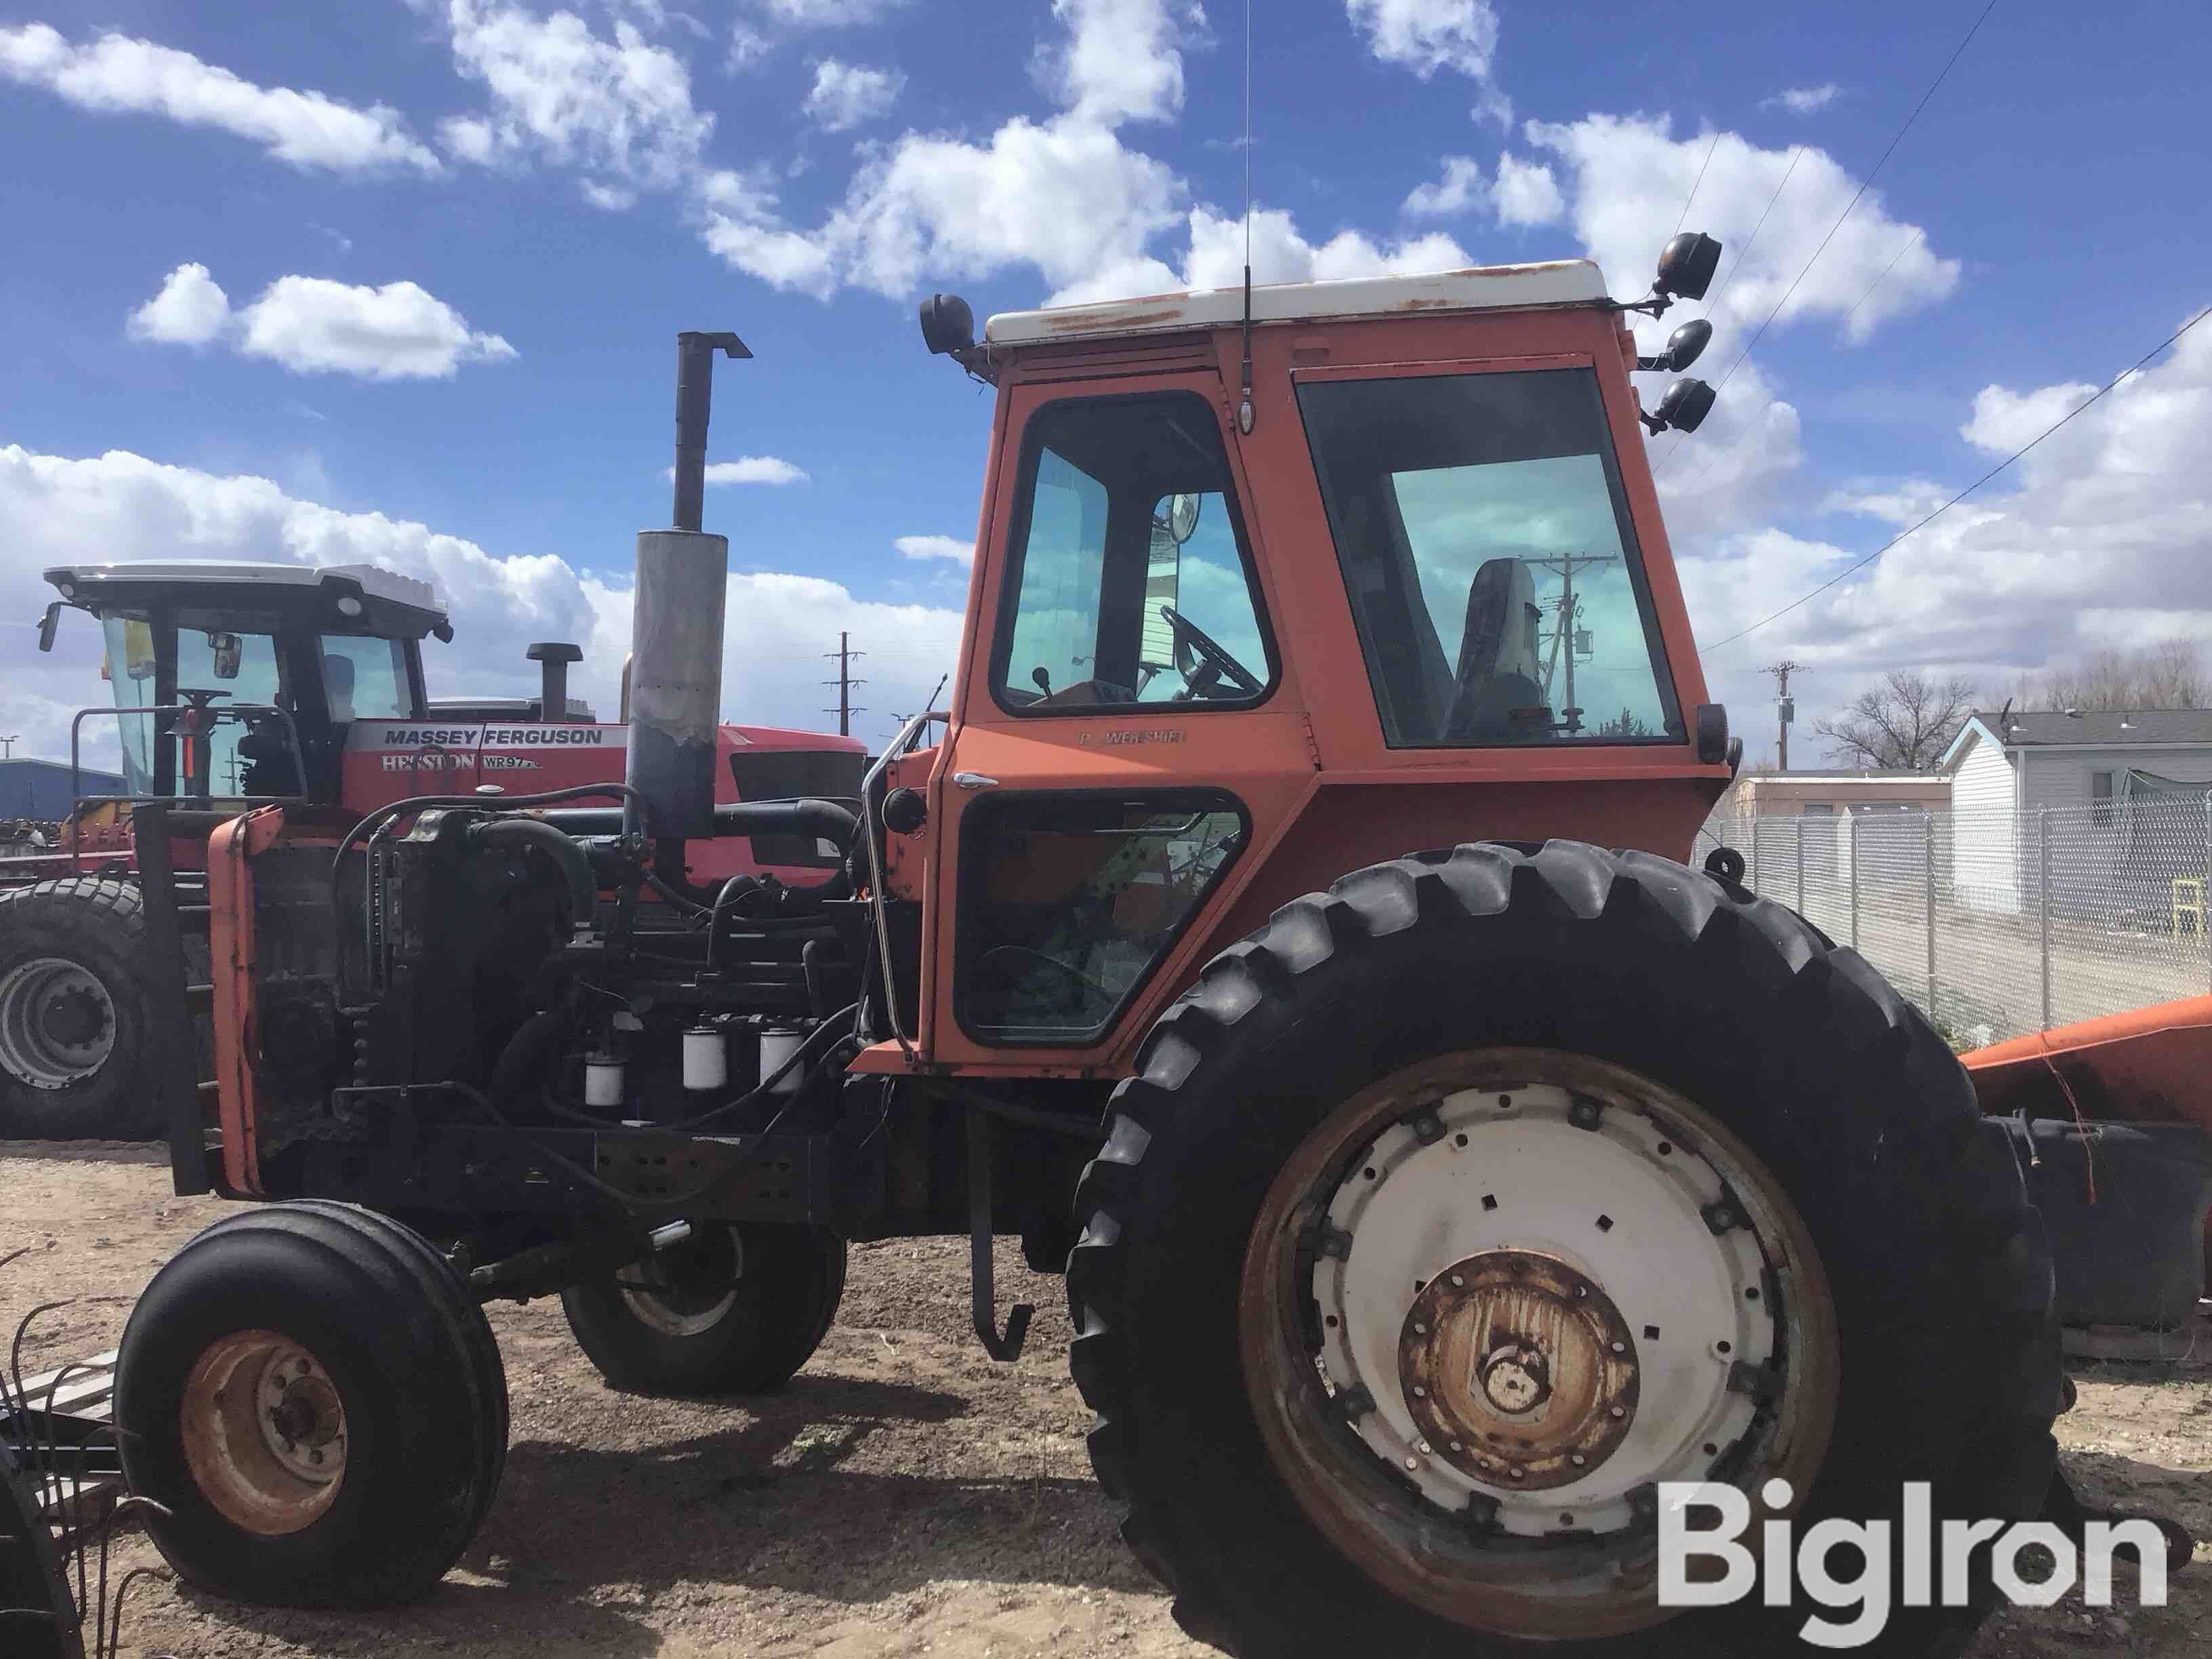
[{"xmin": 627, "ymin": 330, "xmax": 751, "ymax": 840}]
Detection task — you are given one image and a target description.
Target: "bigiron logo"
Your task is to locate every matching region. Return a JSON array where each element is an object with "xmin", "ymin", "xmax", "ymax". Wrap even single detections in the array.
[{"xmin": 1658, "ymin": 1479, "xmax": 2169, "ymax": 1649}]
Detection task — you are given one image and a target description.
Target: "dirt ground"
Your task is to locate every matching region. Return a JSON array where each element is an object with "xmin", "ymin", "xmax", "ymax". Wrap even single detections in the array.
[{"xmin": 4, "ymin": 1143, "xmax": 2206, "ymax": 1659}]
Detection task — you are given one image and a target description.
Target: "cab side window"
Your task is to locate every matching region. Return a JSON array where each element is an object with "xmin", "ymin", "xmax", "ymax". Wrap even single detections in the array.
[{"xmin": 993, "ymin": 394, "xmax": 1273, "ymax": 714}]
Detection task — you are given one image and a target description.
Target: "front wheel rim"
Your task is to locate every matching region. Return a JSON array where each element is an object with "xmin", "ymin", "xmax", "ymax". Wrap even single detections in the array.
[
  {"xmin": 0, "ymin": 956, "xmax": 116, "ymax": 1090},
  {"xmin": 1239, "ymin": 1048, "xmax": 1840, "ymax": 1640},
  {"xmin": 620, "ymin": 1225, "xmax": 744, "ymax": 1336},
  {"xmin": 180, "ymin": 1330, "xmax": 348, "ymax": 1536}
]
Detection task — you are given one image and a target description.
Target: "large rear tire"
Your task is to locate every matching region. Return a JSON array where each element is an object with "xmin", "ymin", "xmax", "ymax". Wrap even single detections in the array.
[
  {"xmin": 116, "ymin": 1203, "xmax": 508, "ymax": 1607},
  {"xmin": 0, "ymin": 879, "xmax": 159, "ymax": 1141},
  {"xmin": 1068, "ymin": 840, "xmax": 2059, "ymax": 1658},
  {"xmin": 560, "ymin": 1221, "xmax": 846, "ymax": 1395}
]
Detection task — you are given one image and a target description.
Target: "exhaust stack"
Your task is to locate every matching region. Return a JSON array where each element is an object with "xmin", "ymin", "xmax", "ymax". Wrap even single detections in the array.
[
  {"xmin": 627, "ymin": 331, "xmax": 750, "ymax": 840},
  {"xmin": 527, "ymin": 641, "xmax": 581, "ymax": 721}
]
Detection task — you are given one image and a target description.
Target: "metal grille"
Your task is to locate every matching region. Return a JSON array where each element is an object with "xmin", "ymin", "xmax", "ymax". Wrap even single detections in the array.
[{"xmin": 1696, "ymin": 796, "xmax": 2212, "ymax": 1046}]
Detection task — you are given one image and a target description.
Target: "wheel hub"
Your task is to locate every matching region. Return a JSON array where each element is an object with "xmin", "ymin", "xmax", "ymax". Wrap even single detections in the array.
[
  {"xmin": 41, "ymin": 984, "xmax": 107, "ymax": 1048},
  {"xmin": 1400, "ymin": 1250, "xmax": 1638, "ymax": 1490}
]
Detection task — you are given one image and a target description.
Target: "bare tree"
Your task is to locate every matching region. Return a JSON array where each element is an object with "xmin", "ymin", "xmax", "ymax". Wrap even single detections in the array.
[
  {"xmin": 2013, "ymin": 639, "xmax": 2206, "ymax": 711},
  {"xmin": 1811, "ymin": 670, "xmax": 1978, "ymax": 770}
]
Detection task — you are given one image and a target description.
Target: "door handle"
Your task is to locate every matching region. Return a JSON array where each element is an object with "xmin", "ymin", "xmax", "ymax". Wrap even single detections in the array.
[{"xmin": 952, "ymin": 772, "xmax": 999, "ymax": 790}]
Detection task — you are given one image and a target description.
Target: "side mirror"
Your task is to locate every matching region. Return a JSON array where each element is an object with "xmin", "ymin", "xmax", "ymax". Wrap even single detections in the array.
[
  {"xmin": 1638, "ymin": 318, "xmax": 1711, "ymax": 373},
  {"xmin": 920, "ymin": 293, "xmax": 977, "ymax": 356},
  {"xmin": 1656, "ymin": 232, "xmax": 1721, "ymax": 302},
  {"xmin": 1639, "ymin": 377, "xmax": 1717, "ymax": 436},
  {"xmin": 37, "ymin": 601, "xmax": 60, "ymax": 653},
  {"xmin": 1164, "ymin": 493, "xmax": 1202, "ymax": 545},
  {"xmin": 209, "ymin": 631, "xmax": 243, "ymax": 679}
]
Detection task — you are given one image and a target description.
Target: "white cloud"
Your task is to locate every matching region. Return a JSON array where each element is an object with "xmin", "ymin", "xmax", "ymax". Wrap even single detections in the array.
[
  {"xmin": 127, "ymin": 263, "xmax": 231, "ymax": 346},
  {"xmin": 1763, "ymin": 83, "xmax": 1841, "ymax": 117},
  {"xmin": 1345, "ymin": 0, "xmax": 1507, "ymax": 123},
  {"xmin": 0, "ymin": 23, "xmax": 441, "ymax": 173},
  {"xmin": 1345, "ymin": 0, "xmax": 1496, "ymax": 79},
  {"xmin": 1528, "ymin": 114, "xmax": 1958, "ymax": 348},
  {"xmin": 431, "ymin": 0, "xmax": 713, "ymax": 201},
  {"xmin": 801, "ymin": 58, "xmax": 903, "ymax": 131},
  {"xmin": 661, "ymin": 456, "xmax": 810, "ymax": 485},
  {"xmin": 126, "ymin": 264, "xmax": 517, "ymax": 380},
  {"xmin": 895, "ymin": 533, "xmax": 972, "ymax": 565},
  {"xmin": 0, "ymin": 445, "xmax": 958, "ymax": 762},
  {"xmin": 1960, "ymin": 380, "xmax": 2099, "ymax": 456},
  {"xmin": 1490, "ymin": 152, "xmax": 1561, "ymax": 227},
  {"xmin": 1048, "ymin": 204, "xmax": 1472, "ymax": 306},
  {"xmin": 1684, "ymin": 319, "xmax": 2212, "ymax": 732},
  {"xmin": 1044, "ymin": 0, "xmax": 1202, "ymax": 127},
  {"xmin": 706, "ymin": 0, "xmax": 1497, "ymax": 308},
  {"xmin": 1403, "ymin": 156, "xmax": 1481, "ymax": 219},
  {"xmin": 705, "ymin": 117, "xmax": 1185, "ymax": 299},
  {"xmin": 760, "ymin": 0, "xmax": 906, "ymax": 22}
]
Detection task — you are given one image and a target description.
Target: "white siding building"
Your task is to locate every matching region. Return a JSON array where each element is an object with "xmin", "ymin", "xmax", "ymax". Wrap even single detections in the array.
[{"xmin": 1941, "ymin": 710, "xmax": 2212, "ymax": 916}]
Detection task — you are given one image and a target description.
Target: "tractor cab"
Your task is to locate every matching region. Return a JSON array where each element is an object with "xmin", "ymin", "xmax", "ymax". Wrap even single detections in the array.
[{"xmin": 39, "ymin": 561, "xmax": 450, "ymax": 808}]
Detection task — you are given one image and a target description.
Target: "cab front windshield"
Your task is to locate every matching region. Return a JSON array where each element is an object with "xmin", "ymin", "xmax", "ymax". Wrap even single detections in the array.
[
  {"xmin": 1298, "ymin": 368, "xmax": 1682, "ymax": 747},
  {"xmin": 100, "ymin": 614, "xmax": 282, "ymax": 796}
]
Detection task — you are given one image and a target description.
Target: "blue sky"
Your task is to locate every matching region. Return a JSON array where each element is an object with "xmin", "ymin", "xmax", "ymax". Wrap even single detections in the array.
[{"xmin": 5, "ymin": 0, "xmax": 2209, "ymax": 760}]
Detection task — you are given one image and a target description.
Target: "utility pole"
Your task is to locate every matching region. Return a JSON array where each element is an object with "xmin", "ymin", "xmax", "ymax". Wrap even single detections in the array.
[
  {"xmin": 0, "ymin": 735, "xmax": 16, "ymax": 760},
  {"xmin": 1520, "ymin": 553, "xmax": 1615, "ymax": 733},
  {"xmin": 1765, "ymin": 661, "xmax": 1803, "ymax": 771},
  {"xmin": 823, "ymin": 632, "xmax": 866, "ymax": 737}
]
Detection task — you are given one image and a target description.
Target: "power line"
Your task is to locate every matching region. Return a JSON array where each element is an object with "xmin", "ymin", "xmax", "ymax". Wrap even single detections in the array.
[
  {"xmin": 1673, "ymin": 131, "xmax": 1721, "ymax": 237},
  {"xmin": 1698, "ymin": 0, "xmax": 2001, "ymax": 411},
  {"xmin": 1700, "ymin": 303, "xmax": 2212, "ymax": 656},
  {"xmin": 1841, "ymin": 226, "xmax": 1926, "ymax": 335},
  {"xmin": 1657, "ymin": 144, "xmax": 1806, "ymax": 474}
]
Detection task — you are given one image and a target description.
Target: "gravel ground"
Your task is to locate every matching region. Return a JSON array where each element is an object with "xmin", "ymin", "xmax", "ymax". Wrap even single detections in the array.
[{"xmin": 3, "ymin": 1142, "xmax": 2205, "ymax": 1658}]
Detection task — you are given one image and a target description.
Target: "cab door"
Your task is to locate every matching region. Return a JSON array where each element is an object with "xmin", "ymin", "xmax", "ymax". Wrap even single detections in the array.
[{"xmin": 924, "ymin": 371, "xmax": 1315, "ymax": 1075}]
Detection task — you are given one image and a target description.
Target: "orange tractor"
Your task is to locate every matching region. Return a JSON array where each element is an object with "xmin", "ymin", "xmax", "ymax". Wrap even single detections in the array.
[
  {"xmin": 0, "ymin": 560, "xmax": 863, "ymax": 1139},
  {"xmin": 105, "ymin": 243, "xmax": 2077, "ymax": 1655}
]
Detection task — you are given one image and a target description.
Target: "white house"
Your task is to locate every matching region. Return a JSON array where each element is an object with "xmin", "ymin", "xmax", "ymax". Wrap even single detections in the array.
[{"xmin": 1940, "ymin": 710, "xmax": 2212, "ymax": 914}]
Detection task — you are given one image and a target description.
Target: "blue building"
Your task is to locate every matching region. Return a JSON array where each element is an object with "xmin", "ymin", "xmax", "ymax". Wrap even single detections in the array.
[{"xmin": 0, "ymin": 757, "xmax": 129, "ymax": 819}]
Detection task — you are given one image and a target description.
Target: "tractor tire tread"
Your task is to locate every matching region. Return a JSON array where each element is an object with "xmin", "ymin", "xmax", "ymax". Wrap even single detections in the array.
[{"xmin": 1065, "ymin": 838, "xmax": 2059, "ymax": 1657}]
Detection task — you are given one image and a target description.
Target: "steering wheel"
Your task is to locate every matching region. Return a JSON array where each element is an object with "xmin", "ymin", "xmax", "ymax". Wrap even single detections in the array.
[{"xmin": 1159, "ymin": 605, "xmax": 1263, "ymax": 699}]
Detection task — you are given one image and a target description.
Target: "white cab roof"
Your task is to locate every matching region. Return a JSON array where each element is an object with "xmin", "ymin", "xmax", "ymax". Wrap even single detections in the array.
[
  {"xmin": 986, "ymin": 260, "xmax": 1610, "ymax": 347},
  {"xmin": 47, "ymin": 560, "xmax": 447, "ymax": 619}
]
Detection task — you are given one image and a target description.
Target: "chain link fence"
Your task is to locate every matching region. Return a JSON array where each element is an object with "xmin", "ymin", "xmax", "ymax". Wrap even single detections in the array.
[{"xmin": 1696, "ymin": 797, "xmax": 2212, "ymax": 1047}]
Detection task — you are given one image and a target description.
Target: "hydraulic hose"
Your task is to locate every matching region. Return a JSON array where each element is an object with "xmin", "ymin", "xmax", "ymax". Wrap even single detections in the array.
[
  {"xmin": 469, "ymin": 817, "xmax": 596, "ymax": 932},
  {"xmin": 537, "ymin": 796, "xmax": 857, "ymax": 846}
]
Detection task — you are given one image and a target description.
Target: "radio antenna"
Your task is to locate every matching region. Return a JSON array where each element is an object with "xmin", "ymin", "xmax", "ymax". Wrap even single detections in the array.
[{"xmin": 1236, "ymin": 0, "xmax": 1254, "ymax": 433}]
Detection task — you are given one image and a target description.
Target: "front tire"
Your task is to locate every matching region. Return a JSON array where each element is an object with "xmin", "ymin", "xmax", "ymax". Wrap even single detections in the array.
[
  {"xmin": 0, "ymin": 879, "xmax": 157, "ymax": 1140},
  {"xmin": 560, "ymin": 1221, "xmax": 846, "ymax": 1395},
  {"xmin": 116, "ymin": 1203, "xmax": 508, "ymax": 1607},
  {"xmin": 1069, "ymin": 840, "xmax": 2059, "ymax": 1657}
]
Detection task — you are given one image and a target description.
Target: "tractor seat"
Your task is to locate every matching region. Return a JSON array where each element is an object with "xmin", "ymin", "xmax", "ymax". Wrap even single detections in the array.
[{"xmin": 1443, "ymin": 558, "xmax": 1547, "ymax": 744}]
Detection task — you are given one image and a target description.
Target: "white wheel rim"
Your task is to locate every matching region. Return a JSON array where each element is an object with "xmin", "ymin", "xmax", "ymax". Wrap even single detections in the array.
[
  {"xmin": 1313, "ymin": 1082, "xmax": 1774, "ymax": 1538},
  {"xmin": 1241, "ymin": 1048, "xmax": 1839, "ymax": 1639},
  {"xmin": 180, "ymin": 1330, "xmax": 348, "ymax": 1536},
  {"xmin": 0, "ymin": 956, "xmax": 116, "ymax": 1090},
  {"xmin": 621, "ymin": 1225, "xmax": 743, "ymax": 1336}
]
